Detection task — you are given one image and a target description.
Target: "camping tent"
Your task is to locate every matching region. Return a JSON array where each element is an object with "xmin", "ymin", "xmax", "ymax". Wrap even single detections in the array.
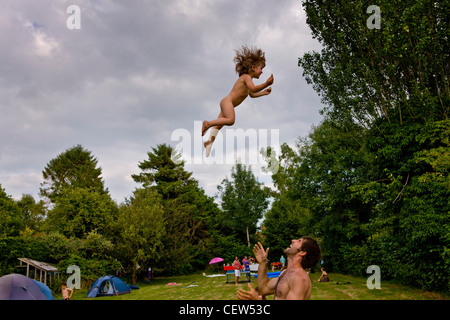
[
  {"xmin": 0, "ymin": 274, "xmax": 54, "ymax": 300},
  {"xmin": 31, "ymin": 278, "xmax": 54, "ymax": 300},
  {"xmin": 86, "ymin": 275, "xmax": 132, "ymax": 298}
]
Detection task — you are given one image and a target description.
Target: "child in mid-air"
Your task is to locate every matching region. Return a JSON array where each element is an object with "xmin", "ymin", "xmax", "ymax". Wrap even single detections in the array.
[{"xmin": 202, "ymin": 45, "xmax": 274, "ymax": 157}]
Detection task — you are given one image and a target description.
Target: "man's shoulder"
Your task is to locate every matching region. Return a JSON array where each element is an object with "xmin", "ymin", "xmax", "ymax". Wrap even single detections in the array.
[{"xmin": 290, "ymin": 270, "xmax": 310, "ymax": 284}]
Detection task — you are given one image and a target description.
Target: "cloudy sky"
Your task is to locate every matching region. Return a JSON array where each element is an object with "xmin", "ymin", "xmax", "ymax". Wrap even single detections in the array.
[{"xmin": 0, "ymin": 0, "xmax": 324, "ymax": 204}]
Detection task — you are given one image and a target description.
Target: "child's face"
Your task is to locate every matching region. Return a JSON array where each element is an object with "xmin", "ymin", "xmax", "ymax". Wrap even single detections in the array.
[{"xmin": 251, "ymin": 64, "xmax": 264, "ymax": 79}]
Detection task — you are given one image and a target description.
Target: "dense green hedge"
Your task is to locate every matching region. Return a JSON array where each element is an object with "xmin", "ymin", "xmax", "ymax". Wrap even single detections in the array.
[{"xmin": 0, "ymin": 232, "xmax": 120, "ymax": 290}]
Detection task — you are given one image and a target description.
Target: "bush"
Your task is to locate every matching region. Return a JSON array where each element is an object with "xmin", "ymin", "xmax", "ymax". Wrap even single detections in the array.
[
  {"xmin": 214, "ymin": 235, "xmax": 253, "ymax": 265},
  {"xmin": 0, "ymin": 231, "xmax": 122, "ymax": 289}
]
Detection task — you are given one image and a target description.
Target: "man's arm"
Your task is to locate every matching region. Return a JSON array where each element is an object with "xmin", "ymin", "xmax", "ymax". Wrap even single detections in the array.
[{"xmin": 254, "ymin": 242, "xmax": 277, "ymax": 296}]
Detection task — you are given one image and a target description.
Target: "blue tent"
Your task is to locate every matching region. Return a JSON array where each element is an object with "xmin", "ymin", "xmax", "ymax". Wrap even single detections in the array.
[
  {"xmin": 32, "ymin": 279, "xmax": 54, "ymax": 300},
  {"xmin": 0, "ymin": 274, "xmax": 54, "ymax": 300},
  {"xmin": 86, "ymin": 276, "xmax": 132, "ymax": 298}
]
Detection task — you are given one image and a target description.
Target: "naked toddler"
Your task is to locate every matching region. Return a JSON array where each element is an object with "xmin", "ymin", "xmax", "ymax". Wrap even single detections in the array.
[{"xmin": 202, "ymin": 45, "xmax": 274, "ymax": 157}]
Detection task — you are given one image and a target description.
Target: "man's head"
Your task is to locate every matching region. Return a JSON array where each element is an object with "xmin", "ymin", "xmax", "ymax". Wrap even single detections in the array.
[{"xmin": 284, "ymin": 236, "xmax": 321, "ymax": 269}]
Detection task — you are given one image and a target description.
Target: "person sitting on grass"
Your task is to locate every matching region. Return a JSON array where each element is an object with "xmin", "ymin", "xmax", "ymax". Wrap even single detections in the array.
[{"xmin": 318, "ymin": 267, "xmax": 330, "ymax": 282}]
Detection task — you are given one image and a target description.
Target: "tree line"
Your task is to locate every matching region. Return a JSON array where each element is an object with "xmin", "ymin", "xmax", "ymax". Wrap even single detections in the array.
[
  {"xmin": 0, "ymin": 144, "xmax": 269, "ymax": 286},
  {"xmin": 289, "ymin": 0, "xmax": 449, "ymax": 291}
]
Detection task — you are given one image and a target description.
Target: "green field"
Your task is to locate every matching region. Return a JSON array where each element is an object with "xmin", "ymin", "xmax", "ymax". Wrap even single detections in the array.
[{"xmin": 64, "ymin": 271, "xmax": 448, "ymax": 301}]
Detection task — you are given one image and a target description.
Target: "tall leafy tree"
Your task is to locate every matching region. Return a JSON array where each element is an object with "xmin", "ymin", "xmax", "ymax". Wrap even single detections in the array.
[
  {"xmin": 262, "ymin": 144, "xmax": 313, "ymax": 260},
  {"xmin": 40, "ymin": 144, "xmax": 107, "ymax": 202},
  {"xmin": 132, "ymin": 144, "xmax": 218, "ymax": 274},
  {"xmin": 41, "ymin": 145, "xmax": 117, "ymax": 238},
  {"xmin": 297, "ymin": 0, "xmax": 449, "ymax": 290},
  {"xmin": 217, "ymin": 163, "xmax": 270, "ymax": 247},
  {"xmin": 299, "ymin": 0, "xmax": 449, "ymax": 127},
  {"xmin": 0, "ymin": 185, "xmax": 23, "ymax": 237},
  {"xmin": 44, "ymin": 186, "xmax": 117, "ymax": 238},
  {"xmin": 132, "ymin": 144, "xmax": 194, "ymax": 200},
  {"xmin": 16, "ymin": 194, "xmax": 46, "ymax": 232},
  {"xmin": 115, "ymin": 188, "xmax": 165, "ymax": 284}
]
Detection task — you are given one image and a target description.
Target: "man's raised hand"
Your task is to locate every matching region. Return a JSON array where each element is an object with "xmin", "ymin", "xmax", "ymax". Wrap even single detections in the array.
[{"xmin": 253, "ymin": 242, "xmax": 269, "ymax": 264}]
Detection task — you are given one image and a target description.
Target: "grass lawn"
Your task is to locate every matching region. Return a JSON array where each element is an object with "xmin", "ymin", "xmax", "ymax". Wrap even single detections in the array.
[{"xmin": 67, "ymin": 271, "xmax": 448, "ymax": 301}]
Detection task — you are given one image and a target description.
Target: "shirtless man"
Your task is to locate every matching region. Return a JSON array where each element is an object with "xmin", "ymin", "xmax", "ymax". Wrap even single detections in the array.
[{"xmin": 237, "ymin": 237, "xmax": 321, "ymax": 300}]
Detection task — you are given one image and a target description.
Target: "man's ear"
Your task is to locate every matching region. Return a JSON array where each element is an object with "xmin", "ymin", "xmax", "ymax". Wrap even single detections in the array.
[{"xmin": 297, "ymin": 248, "xmax": 307, "ymax": 257}]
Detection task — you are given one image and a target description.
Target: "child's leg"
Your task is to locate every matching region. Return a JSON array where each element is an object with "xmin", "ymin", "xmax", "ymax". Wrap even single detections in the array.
[
  {"xmin": 204, "ymin": 124, "xmax": 223, "ymax": 157},
  {"xmin": 204, "ymin": 125, "xmax": 222, "ymax": 146},
  {"xmin": 202, "ymin": 99, "xmax": 235, "ymax": 136}
]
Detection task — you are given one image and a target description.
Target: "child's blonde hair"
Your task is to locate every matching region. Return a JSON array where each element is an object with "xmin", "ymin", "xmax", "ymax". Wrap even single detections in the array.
[{"xmin": 233, "ymin": 45, "xmax": 266, "ymax": 76}]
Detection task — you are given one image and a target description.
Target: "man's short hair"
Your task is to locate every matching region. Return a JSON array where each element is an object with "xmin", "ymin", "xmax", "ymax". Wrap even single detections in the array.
[{"xmin": 300, "ymin": 236, "xmax": 321, "ymax": 269}]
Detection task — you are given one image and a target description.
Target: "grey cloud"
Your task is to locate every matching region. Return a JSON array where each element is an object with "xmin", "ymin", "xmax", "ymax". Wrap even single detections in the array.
[{"xmin": 1, "ymin": 0, "xmax": 324, "ymax": 202}]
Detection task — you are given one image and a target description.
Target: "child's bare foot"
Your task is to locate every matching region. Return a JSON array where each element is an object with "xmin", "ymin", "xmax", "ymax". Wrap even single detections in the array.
[
  {"xmin": 204, "ymin": 136, "xmax": 215, "ymax": 158},
  {"xmin": 202, "ymin": 121, "xmax": 209, "ymax": 136}
]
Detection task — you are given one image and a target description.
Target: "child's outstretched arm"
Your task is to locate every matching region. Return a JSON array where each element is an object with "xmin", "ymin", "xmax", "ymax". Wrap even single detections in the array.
[
  {"xmin": 250, "ymin": 87, "xmax": 271, "ymax": 98},
  {"xmin": 244, "ymin": 74, "xmax": 274, "ymax": 94}
]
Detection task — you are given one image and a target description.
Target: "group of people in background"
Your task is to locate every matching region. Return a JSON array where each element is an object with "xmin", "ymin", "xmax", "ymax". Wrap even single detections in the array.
[
  {"xmin": 231, "ymin": 256, "xmax": 251, "ymax": 285},
  {"xmin": 230, "ymin": 254, "xmax": 290, "ymax": 285}
]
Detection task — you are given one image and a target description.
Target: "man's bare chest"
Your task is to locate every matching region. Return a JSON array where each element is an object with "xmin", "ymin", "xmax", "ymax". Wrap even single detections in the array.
[{"xmin": 274, "ymin": 270, "xmax": 295, "ymax": 299}]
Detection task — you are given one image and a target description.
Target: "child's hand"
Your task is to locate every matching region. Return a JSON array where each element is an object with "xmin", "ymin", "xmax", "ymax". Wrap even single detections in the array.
[
  {"xmin": 266, "ymin": 74, "xmax": 274, "ymax": 85},
  {"xmin": 264, "ymin": 87, "xmax": 272, "ymax": 95}
]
